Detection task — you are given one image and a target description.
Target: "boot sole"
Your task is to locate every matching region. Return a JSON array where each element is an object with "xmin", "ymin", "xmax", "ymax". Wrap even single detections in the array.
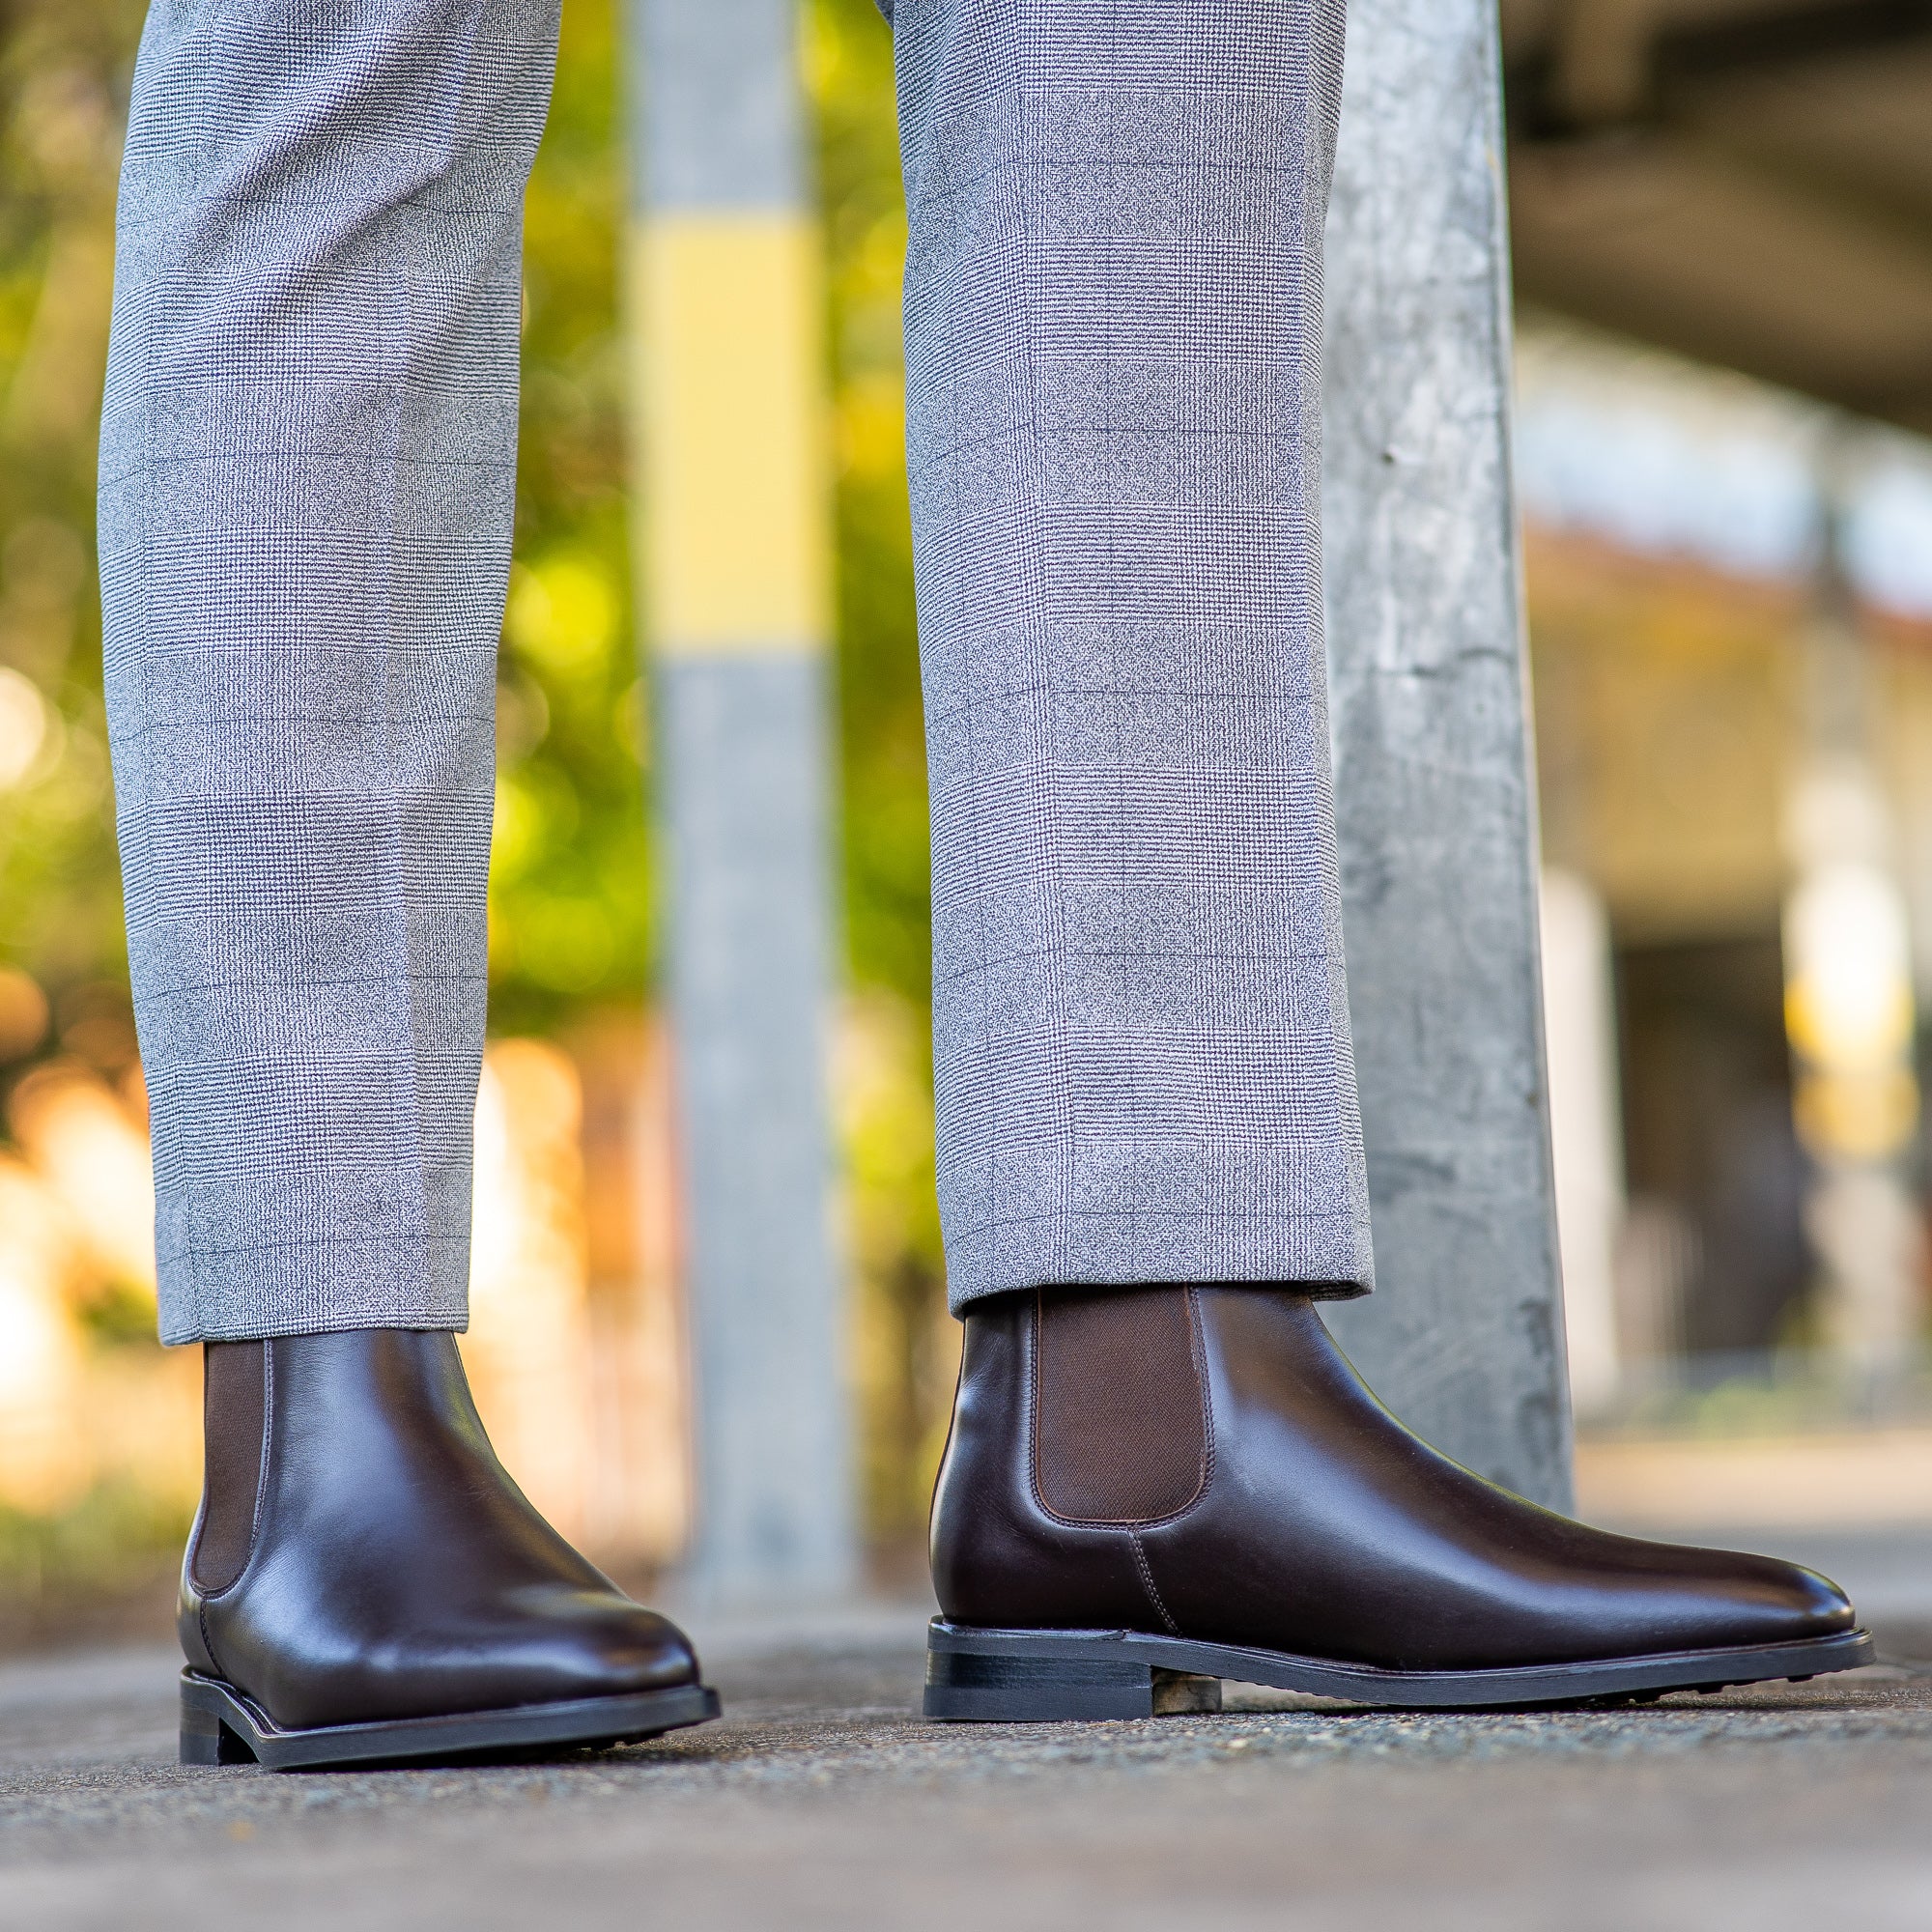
[
  {"xmin": 180, "ymin": 1669, "xmax": 722, "ymax": 1770},
  {"xmin": 923, "ymin": 1618, "xmax": 1877, "ymax": 1719}
]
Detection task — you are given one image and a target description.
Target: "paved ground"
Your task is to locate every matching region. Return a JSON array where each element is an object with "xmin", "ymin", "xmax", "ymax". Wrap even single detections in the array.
[{"xmin": 5, "ymin": 1531, "xmax": 1932, "ymax": 1930}]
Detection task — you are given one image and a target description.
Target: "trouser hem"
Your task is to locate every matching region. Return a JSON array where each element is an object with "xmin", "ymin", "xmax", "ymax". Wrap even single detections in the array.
[
  {"xmin": 156, "ymin": 1239, "xmax": 471, "ymax": 1346},
  {"xmin": 942, "ymin": 1213, "xmax": 1376, "ymax": 1318}
]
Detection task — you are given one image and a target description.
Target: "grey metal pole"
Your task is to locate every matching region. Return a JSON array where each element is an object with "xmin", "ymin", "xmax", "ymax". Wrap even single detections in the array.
[
  {"xmin": 627, "ymin": 0, "xmax": 857, "ymax": 1604},
  {"xmin": 1321, "ymin": 0, "xmax": 1575, "ymax": 1510}
]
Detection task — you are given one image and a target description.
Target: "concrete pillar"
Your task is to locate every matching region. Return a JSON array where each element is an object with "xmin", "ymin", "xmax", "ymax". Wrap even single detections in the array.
[
  {"xmin": 627, "ymin": 0, "xmax": 857, "ymax": 1604},
  {"xmin": 1321, "ymin": 0, "xmax": 1574, "ymax": 1510}
]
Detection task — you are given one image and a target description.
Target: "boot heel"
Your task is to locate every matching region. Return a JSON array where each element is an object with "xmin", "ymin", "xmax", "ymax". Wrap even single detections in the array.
[
  {"xmin": 924, "ymin": 1644, "xmax": 1151, "ymax": 1720},
  {"xmin": 923, "ymin": 1626, "xmax": 1223, "ymax": 1721},
  {"xmin": 179, "ymin": 1676, "xmax": 259, "ymax": 1766}
]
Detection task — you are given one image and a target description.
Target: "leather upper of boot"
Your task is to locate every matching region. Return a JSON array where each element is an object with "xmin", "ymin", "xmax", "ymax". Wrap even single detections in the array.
[
  {"xmin": 182, "ymin": 1328, "xmax": 699, "ymax": 1733},
  {"xmin": 931, "ymin": 1286, "xmax": 1855, "ymax": 1670}
]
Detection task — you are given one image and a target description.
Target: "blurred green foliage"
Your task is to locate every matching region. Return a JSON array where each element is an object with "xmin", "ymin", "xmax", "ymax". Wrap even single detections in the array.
[
  {"xmin": 499, "ymin": 0, "xmax": 947, "ymax": 1538},
  {"xmin": 0, "ymin": 1479, "xmax": 192, "ymax": 1649},
  {"xmin": 493, "ymin": 0, "xmax": 930, "ymax": 1035},
  {"xmin": 0, "ymin": 0, "xmax": 945, "ymax": 1559},
  {"xmin": 809, "ymin": 0, "xmax": 951, "ymax": 1545},
  {"xmin": 489, "ymin": 0, "xmax": 655, "ymax": 1032},
  {"xmin": 811, "ymin": 0, "xmax": 931, "ymax": 1014},
  {"xmin": 0, "ymin": 0, "xmax": 143, "ymax": 1044},
  {"xmin": 0, "ymin": 0, "xmax": 931, "ymax": 1034}
]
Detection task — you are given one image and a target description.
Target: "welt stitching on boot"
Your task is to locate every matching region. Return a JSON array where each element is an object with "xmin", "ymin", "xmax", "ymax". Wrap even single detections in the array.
[
  {"xmin": 1032, "ymin": 1287, "xmax": 1209, "ymax": 1523},
  {"xmin": 192, "ymin": 1340, "xmax": 267, "ymax": 1595}
]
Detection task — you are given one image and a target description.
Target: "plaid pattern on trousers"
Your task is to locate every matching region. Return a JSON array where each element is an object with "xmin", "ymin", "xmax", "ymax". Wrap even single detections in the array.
[
  {"xmin": 894, "ymin": 0, "xmax": 1373, "ymax": 1308},
  {"xmin": 100, "ymin": 0, "xmax": 1372, "ymax": 1342},
  {"xmin": 99, "ymin": 0, "xmax": 560, "ymax": 1342}
]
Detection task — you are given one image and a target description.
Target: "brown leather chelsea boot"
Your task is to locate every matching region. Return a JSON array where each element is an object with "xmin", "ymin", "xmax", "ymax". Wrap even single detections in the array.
[
  {"xmin": 924, "ymin": 1286, "xmax": 1871, "ymax": 1719},
  {"xmin": 179, "ymin": 1329, "xmax": 719, "ymax": 1768}
]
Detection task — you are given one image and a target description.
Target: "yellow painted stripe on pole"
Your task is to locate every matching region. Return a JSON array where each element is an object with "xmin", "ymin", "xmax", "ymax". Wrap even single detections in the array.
[{"xmin": 634, "ymin": 213, "xmax": 831, "ymax": 653}]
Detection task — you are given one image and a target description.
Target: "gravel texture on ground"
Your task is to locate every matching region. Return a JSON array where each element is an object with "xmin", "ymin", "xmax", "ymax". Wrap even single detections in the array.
[{"xmin": 2, "ymin": 1596, "xmax": 1930, "ymax": 1930}]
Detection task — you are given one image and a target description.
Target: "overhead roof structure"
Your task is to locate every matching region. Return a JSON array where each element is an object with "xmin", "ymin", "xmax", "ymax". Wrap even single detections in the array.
[{"xmin": 1502, "ymin": 0, "xmax": 1932, "ymax": 433}]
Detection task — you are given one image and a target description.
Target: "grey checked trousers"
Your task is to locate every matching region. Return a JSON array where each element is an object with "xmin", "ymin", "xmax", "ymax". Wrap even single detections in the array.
[{"xmin": 100, "ymin": 0, "xmax": 1373, "ymax": 1343}]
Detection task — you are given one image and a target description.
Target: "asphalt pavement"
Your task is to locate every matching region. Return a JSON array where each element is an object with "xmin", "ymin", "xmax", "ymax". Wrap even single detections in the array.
[{"xmin": 2, "ymin": 1533, "xmax": 1931, "ymax": 1930}]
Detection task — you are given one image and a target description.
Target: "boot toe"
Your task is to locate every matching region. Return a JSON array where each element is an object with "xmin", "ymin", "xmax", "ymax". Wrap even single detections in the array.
[
  {"xmin": 1630, "ymin": 1544, "xmax": 1858, "ymax": 1656},
  {"xmin": 1727, "ymin": 1553, "xmax": 1856, "ymax": 1643},
  {"xmin": 602, "ymin": 1605, "xmax": 705, "ymax": 1694},
  {"xmin": 513, "ymin": 1588, "xmax": 704, "ymax": 1701}
]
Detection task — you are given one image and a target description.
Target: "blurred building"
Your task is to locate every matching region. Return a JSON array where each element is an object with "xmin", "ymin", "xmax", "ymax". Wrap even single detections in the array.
[
  {"xmin": 1500, "ymin": 1, "xmax": 1932, "ymax": 1416},
  {"xmin": 1503, "ymin": 0, "xmax": 1932, "ymax": 436},
  {"xmin": 1519, "ymin": 322, "xmax": 1932, "ymax": 1411}
]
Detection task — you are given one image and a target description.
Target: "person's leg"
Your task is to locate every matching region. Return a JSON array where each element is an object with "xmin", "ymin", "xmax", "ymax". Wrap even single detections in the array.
[
  {"xmin": 890, "ymin": 0, "xmax": 1866, "ymax": 1717},
  {"xmin": 898, "ymin": 0, "xmax": 1369, "ymax": 1308},
  {"xmin": 103, "ymin": 3, "xmax": 517, "ymax": 1348},
  {"xmin": 101, "ymin": 0, "xmax": 714, "ymax": 1767}
]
